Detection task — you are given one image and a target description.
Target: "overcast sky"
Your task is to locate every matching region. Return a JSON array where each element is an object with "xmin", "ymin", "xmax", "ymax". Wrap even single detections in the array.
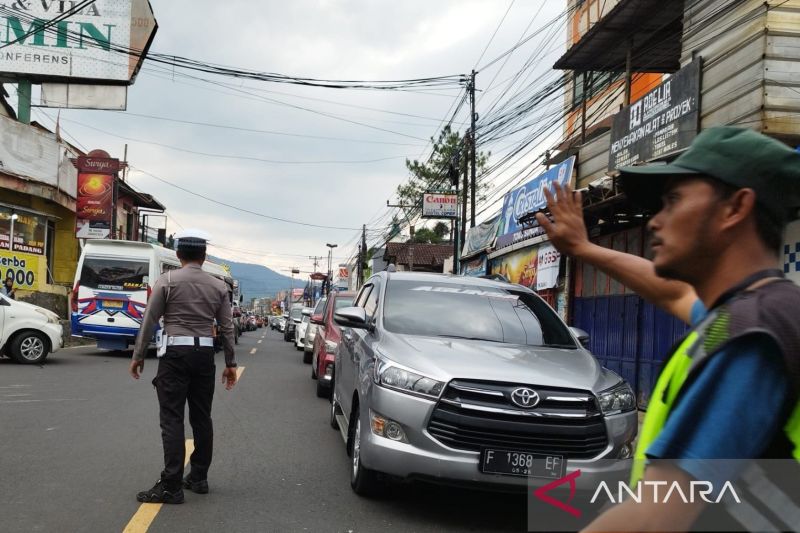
[{"xmin": 26, "ymin": 0, "xmax": 568, "ymax": 274}]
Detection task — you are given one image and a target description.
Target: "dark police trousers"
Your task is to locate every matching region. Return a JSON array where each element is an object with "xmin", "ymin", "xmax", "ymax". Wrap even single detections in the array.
[{"xmin": 153, "ymin": 345, "xmax": 215, "ymax": 489}]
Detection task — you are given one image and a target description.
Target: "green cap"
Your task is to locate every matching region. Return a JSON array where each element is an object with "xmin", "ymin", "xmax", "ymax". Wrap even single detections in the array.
[{"xmin": 618, "ymin": 126, "xmax": 800, "ymax": 220}]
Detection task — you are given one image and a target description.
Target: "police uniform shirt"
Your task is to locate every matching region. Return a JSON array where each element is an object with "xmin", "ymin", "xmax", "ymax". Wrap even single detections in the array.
[{"xmin": 133, "ymin": 264, "xmax": 236, "ymax": 367}]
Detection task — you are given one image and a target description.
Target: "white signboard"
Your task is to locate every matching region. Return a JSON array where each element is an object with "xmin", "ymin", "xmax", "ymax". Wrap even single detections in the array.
[
  {"xmin": 536, "ymin": 243, "xmax": 561, "ymax": 291},
  {"xmin": 422, "ymin": 192, "xmax": 458, "ymax": 219},
  {"xmin": 76, "ymin": 219, "xmax": 110, "ymax": 239},
  {"xmin": 0, "ymin": 0, "xmax": 156, "ymax": 83}
]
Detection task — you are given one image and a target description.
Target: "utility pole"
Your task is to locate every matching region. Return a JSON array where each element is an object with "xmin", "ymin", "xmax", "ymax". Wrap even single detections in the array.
[
  {"xmin": 460, "ymin": 138, "xmax": 469, "ymax": 250},
  {"xmin": 308, "ymin": 255, "xmax": 323, "ymax": 304},
  {"xmin": 469, "ymin": 69, "xmax": 477, "ymax": 229},
  {"xmin": 358, "ymin": 224, "xmax": 367, "ymax": 288}
]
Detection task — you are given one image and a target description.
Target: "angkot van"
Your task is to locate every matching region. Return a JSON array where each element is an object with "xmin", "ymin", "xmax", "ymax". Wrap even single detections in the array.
[{"xmin": 71, "ymin": 240, "xmax": 232, "ymax": 351}]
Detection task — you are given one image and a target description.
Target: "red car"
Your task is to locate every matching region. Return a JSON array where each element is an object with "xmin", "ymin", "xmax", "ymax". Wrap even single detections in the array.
[{"xmin": 310, "ymin": 290, "xmax": 356, "ymax": 398}]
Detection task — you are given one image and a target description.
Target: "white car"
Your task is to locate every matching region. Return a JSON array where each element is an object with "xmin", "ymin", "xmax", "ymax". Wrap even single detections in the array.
[
  {"xmin": 294, "ymin": 308, "xmax": 312, "ymax": 351},
  {"xmin": 1, "ymin": 294, "xmax": 63, "ymax": 364}
]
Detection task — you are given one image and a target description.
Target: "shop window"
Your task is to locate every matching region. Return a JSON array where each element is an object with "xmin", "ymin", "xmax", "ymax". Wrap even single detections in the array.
[{"xmin": 573, "ymin": 71, "xmax": 623, "ymax": 106}]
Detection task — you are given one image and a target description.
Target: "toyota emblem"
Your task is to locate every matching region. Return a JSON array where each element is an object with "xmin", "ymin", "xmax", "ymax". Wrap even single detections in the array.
[{"xmin": 510, "ymin": 387, "xmax": 540, "ymax": 408}]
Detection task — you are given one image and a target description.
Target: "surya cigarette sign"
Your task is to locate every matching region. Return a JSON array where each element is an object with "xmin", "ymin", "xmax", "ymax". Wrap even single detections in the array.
[
  {"xmin": 422, "ymin": 192, "xmax": 458, "ymax": 219},
  {"xmin": 0, "ymin": 0, "xmax": 157, "ymax": 83}
]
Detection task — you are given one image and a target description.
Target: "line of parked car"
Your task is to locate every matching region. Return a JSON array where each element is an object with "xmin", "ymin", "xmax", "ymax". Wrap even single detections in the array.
[{"xmin": 276, "ymin": 271, "xmax": 637, "ymax": 498}]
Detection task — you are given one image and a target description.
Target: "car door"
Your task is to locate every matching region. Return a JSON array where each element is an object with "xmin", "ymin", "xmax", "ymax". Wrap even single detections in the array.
[
  {"xmin": 352, "ymin": 279, "xmax": 381, "ymax": 397},
  {"xmin": 0, "ymin": 295, "xmax": 8, "ymax": 347},
  {"xmin": 337, "ymin": 284, "xmax": 372, "ymax": 419}
]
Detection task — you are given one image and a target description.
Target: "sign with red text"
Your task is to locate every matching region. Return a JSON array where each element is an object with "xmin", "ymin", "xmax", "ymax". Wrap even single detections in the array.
[{"xmin": 422, "ymin": 192, "xmax": 458, "ymax": 219}]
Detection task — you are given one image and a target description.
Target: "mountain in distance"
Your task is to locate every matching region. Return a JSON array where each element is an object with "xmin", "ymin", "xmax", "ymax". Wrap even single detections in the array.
[{"xmin": 208, "ymin": 255, "xmax": 296, "ymax": 301}]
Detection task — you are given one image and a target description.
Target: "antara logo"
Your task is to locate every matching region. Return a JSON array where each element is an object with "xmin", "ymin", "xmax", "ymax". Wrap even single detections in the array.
[{"xmin": 590, "ymin": 480, "xmax": 741, "ymax": 505}]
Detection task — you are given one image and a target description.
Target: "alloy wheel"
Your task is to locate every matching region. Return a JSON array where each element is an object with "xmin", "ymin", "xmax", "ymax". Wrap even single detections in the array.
[{"xmin": 20, "ymin": 336, "xmax": 45, "ymax": 361}]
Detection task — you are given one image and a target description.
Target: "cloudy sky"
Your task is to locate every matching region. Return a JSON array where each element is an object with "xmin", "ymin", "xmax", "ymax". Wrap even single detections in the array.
[{"xmin": 23, "ymin": 0, "xmax": 569, "ymax": 274}]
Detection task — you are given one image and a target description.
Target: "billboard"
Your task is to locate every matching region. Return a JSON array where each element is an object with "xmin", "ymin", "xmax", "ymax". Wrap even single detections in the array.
[
  {"xmin": 76, "ymin": 172, "xmax": 114, "ymax": 239},
  {"xmin": 0, "ymin": 250, "xmax": 40, "ymax": 291},
  {"xmin": 422, "ymin": 192, "xmax": 458, "ymax": 219},
  {"xmin": 0, "ymin": 0, "xmax": 157, "ymax": 84},
  {"xmin": 491, "ymin": 247, "xmax": 538, "ymax": 289},
  {"xmin": 608, "ymin": 59, "xmax": 701, "ymax": 170},
  {"xmin": 496, "ymin": 157, "xmax": 575, "ymax": 249}
]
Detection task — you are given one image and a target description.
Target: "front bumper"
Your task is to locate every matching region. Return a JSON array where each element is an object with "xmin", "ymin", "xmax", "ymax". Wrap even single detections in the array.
[
  {"xmin": 359, "ymin": 385, "xmax": 636, "ymax": 489},
  {"xmin": 46, "ymin": 323, "xmax": 64, "ymax": 353}
]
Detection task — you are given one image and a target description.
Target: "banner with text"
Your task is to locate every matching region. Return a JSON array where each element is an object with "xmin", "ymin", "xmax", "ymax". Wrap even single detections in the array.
[
  {"xmin": 76, "ymin": 172, "xmax": 114, "ymax": 239},
  {"xmin": 536, "ymin": 243, "xmax": 561, "ymax": 291},
  {"xmin": 608, "ymin": 59, "xmax": 701, "ymax": 170},
  {"xmin": 422, "ymin": 192, "xmax": 458, "ymax": 219},
  {"xmin": 0, "ymin": 250, "xmax": 40, "ymax": 291},
  {"xmin": 496, "ymin": 157, "xmax": 575, "ymax": 249}
]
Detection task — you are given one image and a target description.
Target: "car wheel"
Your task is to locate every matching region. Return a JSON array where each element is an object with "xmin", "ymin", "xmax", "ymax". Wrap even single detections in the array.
[
  {"xmin": 295, "ymin": 343, "xmax": 303, "ymax": 351},
  {"xmin": 349, "ymin": 404, "xmax": 383, "ymax": 497},
  {"xmin": 316, "ymin": 378, "xmax": 330, "ymax": 399},
  {"xmin": 311, "ymin": 351, "xmax": 318, "ymax": 379},
  {"xmin": 302, "ymin": 348, "xmax": 312, "ymax": 364},
  {"xmin": 10, "ymin": 331, "xmax": 49, "ymax": 365}
]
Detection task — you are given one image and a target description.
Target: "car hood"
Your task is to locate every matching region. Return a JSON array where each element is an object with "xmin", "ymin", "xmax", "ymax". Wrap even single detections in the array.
[{"xmin": 379, "ymin": 333, "xmax": 618, "ymax": 393}]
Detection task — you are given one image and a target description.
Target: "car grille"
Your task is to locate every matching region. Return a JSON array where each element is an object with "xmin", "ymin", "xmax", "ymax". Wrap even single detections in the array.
[{"xmin": 427, "ymin": 380, "xmax": 608, "ymax": 459}]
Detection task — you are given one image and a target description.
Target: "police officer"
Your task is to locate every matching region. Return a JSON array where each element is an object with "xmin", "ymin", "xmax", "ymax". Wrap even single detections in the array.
[
  {"xmin": 129, "ymin": 229, "xmax": 237, "ymax": 504},
  {"xmin": 538, "ymin": 127, "xmax": 800, "ymax": 531}
]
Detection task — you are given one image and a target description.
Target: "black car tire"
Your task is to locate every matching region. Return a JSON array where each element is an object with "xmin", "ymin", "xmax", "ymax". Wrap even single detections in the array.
[
  {"xmin": 316, "ymin": 378, "xmax": 329, "ymax": 399},
  {"xmin": 295, "ymin": 344, "xmax": 303, "ymax": 351},
  {"xmin": 329, "ymin": 378, "xmax": 339, "ymax": 429},
  {"xmin": 9, "ymin": 331, "xmax": 49, "ymax": 365},
  {"xmin": 311, "ymin": 350, "xmax": 318, "ymax": 379},
  {"xmin": 348, "ymin": 403, "xmax": 384, "ymax": 497},
  {"xmin": 302, "ymin": 348, "xmax": 312, "ymax": 364}
]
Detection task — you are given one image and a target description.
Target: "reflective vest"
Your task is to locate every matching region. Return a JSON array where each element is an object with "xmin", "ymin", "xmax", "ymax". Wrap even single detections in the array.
[{"xmin": 631, "ymin": 279, "xmax": 800, "ymax": 531}]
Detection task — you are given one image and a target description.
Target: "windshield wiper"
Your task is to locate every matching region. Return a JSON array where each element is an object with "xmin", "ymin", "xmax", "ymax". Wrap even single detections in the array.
[{"xmin": 435, "ymin": 334, "xmax": 505, "ymax": 344}]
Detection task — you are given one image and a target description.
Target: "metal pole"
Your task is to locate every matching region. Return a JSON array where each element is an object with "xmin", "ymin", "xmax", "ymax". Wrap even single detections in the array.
[
  {"xmin": 453, "ymin": 180, "xmax": 459, "ymax": 274},
  {"xmin": 624, "ymin": 42, "xmax": 633, "ymax": 106},
  {"xmin": 580, "ymin": 72, "xmax": 588, "ymax": 144},
  {"xmin": 17, "ymin": 81, "xmax": 31, "ymax": 125},
  {"xmin": 469, "ymin": 70, "xmax": 477, "ymax": 229}
]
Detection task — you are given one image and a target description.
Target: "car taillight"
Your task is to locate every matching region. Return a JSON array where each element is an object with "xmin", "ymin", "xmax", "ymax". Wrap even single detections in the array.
[
  {"xmin": 146, "ymin": 285, "xmax": 152, "ymax": 301},
  {"xmin": 71, "ymin": 282, "xmax": 80, "ymax": 313}
]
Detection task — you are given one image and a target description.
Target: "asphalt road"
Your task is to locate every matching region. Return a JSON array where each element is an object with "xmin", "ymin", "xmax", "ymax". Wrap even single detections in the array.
[{"xmin": 0, "ymin": 327, "xmax": 528, "ymax": 533}]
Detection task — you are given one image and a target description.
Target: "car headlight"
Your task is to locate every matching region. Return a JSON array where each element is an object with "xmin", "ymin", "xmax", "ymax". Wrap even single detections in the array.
[
  {"xmin": 324, "ymin": 340, "xmax": 338, "ymax": 355},
  {"xmin": 35, "ymin": 309, "xmax": 60, "ymax": 324},
  {"xmin": 374, "ymin": 360, "xmax": 444, "ymax": 399},
  {"xmin": 597, "ymin": 382, "xmax": 636, "ymax": 415}
]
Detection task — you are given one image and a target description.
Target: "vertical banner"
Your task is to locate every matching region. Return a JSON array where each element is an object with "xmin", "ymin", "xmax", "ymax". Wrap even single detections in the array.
[
  {"xmin": 74, "ymin": 154, "xmax": 120, "ymax": 239},
  {"xmin": 536, "ymin": 243, "xmax": 561, "ymax": 291}
]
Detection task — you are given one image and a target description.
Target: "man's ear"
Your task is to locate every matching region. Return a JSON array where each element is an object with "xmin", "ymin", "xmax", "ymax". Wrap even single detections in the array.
[{"xmin": 719, "ymin": 187, "xmax": 757, "ymax": 230}]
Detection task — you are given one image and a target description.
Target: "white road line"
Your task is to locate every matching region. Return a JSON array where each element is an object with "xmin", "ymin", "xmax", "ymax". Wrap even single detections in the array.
[
  {"xmin": 249, "ymin": 348, "xmax": 257, "ymax": 355},
  {"xmin": 257, "ymin": 340, "xmax": 262, "ymax": 344},
  {"xmin": 0, "ymin": 398, "xmax": 88, "ymax": 404}
]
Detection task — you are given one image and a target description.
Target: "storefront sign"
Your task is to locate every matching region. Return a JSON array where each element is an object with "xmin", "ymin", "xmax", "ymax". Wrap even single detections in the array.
[
  {"xmin": 76, "ymin": 172, "xmax": 114, "ymax": 239},
  {"xmin": 0, "ymin": 250, "xmax": 39, "ymax": 290},
  {"xmin": 496, "ymin": 157, "xmax": 575, "ymax": 249},
  {"xmin": 461, "ymin": 256, "xmax": 487, "ymax": 277},
  {"xmin": 536, "ymin": 243, "xmax": 561, "ymax": 291},
  {"xmin": 491, "ymin": 247, "xmax": 539, "ymax": 289},
  {"xmin": 0, "ymin": 207, "xmax": 46, "ymax": 255},
  {"xmin": 0, "ymin": 0, "xmax": 157, "ymax": 83},
  {"xmin": 422, "ymin": 192, "xmax": 458, "ymax": 219},
  {"xmin": 609, "ymin": 59, "xmax": 701, "ymax": 170}
]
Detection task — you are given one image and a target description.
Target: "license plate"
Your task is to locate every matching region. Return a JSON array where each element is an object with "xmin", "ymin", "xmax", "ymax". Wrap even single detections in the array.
[
  {"xmin": 103, "ymin": 300, "xmax": 124, "ymax": 309},
  {"xmin": 480, "ymin": 448, "xmax": 565, "ymax": 479}
]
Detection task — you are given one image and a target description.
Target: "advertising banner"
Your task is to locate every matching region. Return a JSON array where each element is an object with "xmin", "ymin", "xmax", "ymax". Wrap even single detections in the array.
[
  {"xmin": 76, "ymin": 172, "xmax": 114, "ymax": 239},
  {"xmin": 491, "ymin": 247, "xmax": 539, "ymax": 289},
  {"xmin": 608, "ymin": 59, "xmax": 701, "ymax": 170},
  {"xmin": 0, "ymin": 0, "xmax": 157, "ymax": 83},
  {"xmin": 461, "ymin": 256, "xmax": 487, "ymax": 277},
  {"xmin": 0, "ymin": 250, "xmax": 40, "ymax": 291},
  {"xmin": 496, "ymin": 157, "xmax": 575, "ymax": 249},
  {"xmin": 536, "ymin": 243, "xmax": 561, "ymax": 291},
  {"xmin": 422, "ymin": 192, "xmax": 458, "ymax": 219}
]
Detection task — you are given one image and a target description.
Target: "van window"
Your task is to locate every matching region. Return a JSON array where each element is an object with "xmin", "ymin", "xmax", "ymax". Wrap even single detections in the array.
[{"xmin": 80, "ymin": 258, "xmax": 149, "ymax": 291}]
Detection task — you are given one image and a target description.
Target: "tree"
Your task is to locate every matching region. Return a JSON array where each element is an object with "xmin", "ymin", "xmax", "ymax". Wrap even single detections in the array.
[
  {"xmin": 433, "ymin": 221, "xmax": 450, "ymax": 240},
  {"xmin": 408, "ymin": 227, "xmax": 442, "ymax": 244},
  {"xmin": 395, "ymin": 125, "xmax": 490, "ymax": 221}
]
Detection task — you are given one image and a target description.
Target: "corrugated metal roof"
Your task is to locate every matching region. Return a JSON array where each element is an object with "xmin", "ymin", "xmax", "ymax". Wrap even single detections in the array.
[{"xmin": 553, "ymin": 0, "xmax": 683, "ymax": 73}]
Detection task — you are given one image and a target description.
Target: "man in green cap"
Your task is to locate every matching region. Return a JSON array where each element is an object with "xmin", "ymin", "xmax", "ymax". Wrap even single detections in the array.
[{"xmin": 537, "ymin": 127, "xmax": 800, "ymax": 531}]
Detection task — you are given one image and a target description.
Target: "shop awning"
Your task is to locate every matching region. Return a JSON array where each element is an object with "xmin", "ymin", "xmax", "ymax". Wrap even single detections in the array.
[
  {"xmin": 118, "ymin": 180, "xmax": 165, "ymax": 211},
  {"xmin": 553, "ymin": 0, "xmax": 683, "ymax": 73}
]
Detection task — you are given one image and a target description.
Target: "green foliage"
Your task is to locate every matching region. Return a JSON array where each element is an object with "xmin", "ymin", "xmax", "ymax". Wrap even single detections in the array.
[
  {"xmin": 408, "ymin": 227, "xmax": 442, "ymax": 244},
  {"xmin": 396, "ymin": 125, "xmax": 490, "ymax": 220}
]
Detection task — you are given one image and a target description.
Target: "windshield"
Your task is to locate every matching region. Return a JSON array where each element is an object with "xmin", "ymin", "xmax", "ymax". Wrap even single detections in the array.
[
  {"xmin": 313, "ymin": 298, "xmax": 326, "ymax": 314},
  {"xmin": 382, "ymin": 280, "xmax": 575, "ymax": 347},
  {"xmin": 290, "ymin": 308, "xmax": 303, "ymax": 319},
  {"xmin": 80, "ymin": 257, "xmax": 149, "ymax": 291}
]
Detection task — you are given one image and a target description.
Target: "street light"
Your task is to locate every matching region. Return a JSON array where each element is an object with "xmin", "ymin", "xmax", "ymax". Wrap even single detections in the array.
[
  {"xmin": 326, "ymin": 243, "xmax": 337, "ymax": 295},
  {"xmin": 9, "ymin": 213, "xmax": 18, "ymax": 253}
]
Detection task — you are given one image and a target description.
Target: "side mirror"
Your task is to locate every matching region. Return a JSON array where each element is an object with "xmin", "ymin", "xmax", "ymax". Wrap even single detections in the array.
[
  {"xmin": 310, "ymin": 314, "xmax": 324, "ymax": 325},
  {"xmin": 334, "ymin": 306, "xmax": 369, "ymax": 330},
  {"xmin": 569, "ymin": 327, "xmax": 590, "ymax": 348}
]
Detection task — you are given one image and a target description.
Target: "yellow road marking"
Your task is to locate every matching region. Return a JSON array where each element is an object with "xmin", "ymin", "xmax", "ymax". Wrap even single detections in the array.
[
  {"xmin": 236, "ymin": 366, "xmax": 245, "ymax": 380},
  {"xmin": 123, "ymin": 440, "xmax": 195, "ymax": 533},
  {"xmin": 249, "ymin": 348, "xmax": 257, "ymax": 355}
]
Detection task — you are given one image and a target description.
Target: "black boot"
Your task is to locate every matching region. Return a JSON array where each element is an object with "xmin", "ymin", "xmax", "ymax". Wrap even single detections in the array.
[
  {"xmin": 136, "ymin": 479, "xmax": 185, "ymax": 504},
  {"xmin": 183, "ymin": 474, "xmax": 209, "ymax": 494}
]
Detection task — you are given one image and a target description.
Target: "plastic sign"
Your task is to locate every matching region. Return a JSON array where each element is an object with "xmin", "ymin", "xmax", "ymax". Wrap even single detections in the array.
[
  {"xmin": 422, "ymin": 192, "xmax": 458, "ymax": 219},
  {"xmin": 0, "ymin": 0, "xmax": 157, "ymax": 83}
]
